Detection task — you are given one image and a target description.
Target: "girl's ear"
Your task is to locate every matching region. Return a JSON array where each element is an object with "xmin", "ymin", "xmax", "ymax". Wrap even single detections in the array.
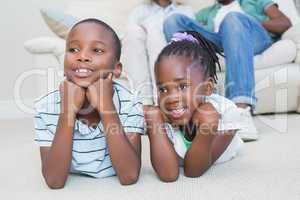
[
  {"xmin": 113, "ymin": 62, "xmax": 122, "ymax": 78},
  {"xmin": 203, "ymin": 78, "xmax": 214, "ymax": 96}
]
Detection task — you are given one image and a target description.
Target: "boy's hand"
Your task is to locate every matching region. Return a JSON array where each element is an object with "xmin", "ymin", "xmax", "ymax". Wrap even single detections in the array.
[
  {"xmin": 59, "ymin": 80, "xmax": 86, "ymax": 116},
  {"xmin": 86, "ymin": 73, "xmax": 114, "ymax": 113}
]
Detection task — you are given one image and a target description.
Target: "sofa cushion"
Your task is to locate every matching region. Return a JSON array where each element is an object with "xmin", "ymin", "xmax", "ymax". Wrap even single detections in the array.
[
  {"xmin": 253, "ymin": 39, "xmax": 297, "ymax": 69},
  {"xmin": 40, "ymin": 0, "xmax": 300, "ymax": 40},
  {"xmin": 41, "ymin": 0, "xmax": 216, "ymax": 39},
  {"xmin": 64, "ymin": 0, "xmax": 141, "ymax": 38},
  {"xmin": 282, "ymin": 22, "xmax": 300, "ymax": 64},
  {"xmin": 24, "ymin": 36, "xmax": 65, "ymax": 55},
  {"xmin": 40, "ymin": 8, "xmax": 78, "ymax": 39},
  {"xmin": 218, "ymin": 39, "xmax": 297, "ymax": 71}
]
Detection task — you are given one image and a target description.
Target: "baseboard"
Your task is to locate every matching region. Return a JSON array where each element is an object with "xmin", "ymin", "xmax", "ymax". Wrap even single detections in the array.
[{"xmin": 0, "ymin": 99, "xmax": 34, "ymax": 120}]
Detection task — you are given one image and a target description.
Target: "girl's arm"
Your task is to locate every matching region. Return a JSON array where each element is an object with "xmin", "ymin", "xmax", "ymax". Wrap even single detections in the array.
[
  {"xmin": 144, "ymin": 106, "xmax": 179, "ymax": 182},
  {"xmin": 183, "ymin": 103, "xmax": 235, "ymax": 177}
]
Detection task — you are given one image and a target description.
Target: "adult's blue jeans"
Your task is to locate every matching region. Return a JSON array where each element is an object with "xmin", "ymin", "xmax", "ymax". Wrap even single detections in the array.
[{"xmin": 163, "ymin": 12, "xmax": 273, "ymax": 107}]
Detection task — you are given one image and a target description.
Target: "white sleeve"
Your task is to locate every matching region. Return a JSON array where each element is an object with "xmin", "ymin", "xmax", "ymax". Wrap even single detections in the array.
[
  {"xmin": 167, "ymin": 5, "xmax": 195, "ymax": 20},
  {"xmin": 127, "ymin": 4, "xmax": 149, "ymax": 28},
  {"xmin": 217, "ymin": 107, "xmax": 246, "ymax": 131},
  {"xmin": 206, "ymin": 94, "xmax": 245, "ymax": 132}
]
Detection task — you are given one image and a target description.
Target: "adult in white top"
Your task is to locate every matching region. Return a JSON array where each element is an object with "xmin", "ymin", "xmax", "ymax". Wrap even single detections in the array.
[{"xmin": 122, "ymin": 0, "xmax": 194, "ymax": 106}]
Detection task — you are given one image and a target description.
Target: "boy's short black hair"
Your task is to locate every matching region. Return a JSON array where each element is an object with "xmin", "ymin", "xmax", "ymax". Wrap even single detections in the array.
[
  {"xmin": 155, "ymin": 31, "xmax": 223, "ymax": 83},
  {"xmin": 71, "ymin": 18, "xmax": 122, "ymax": 61}
]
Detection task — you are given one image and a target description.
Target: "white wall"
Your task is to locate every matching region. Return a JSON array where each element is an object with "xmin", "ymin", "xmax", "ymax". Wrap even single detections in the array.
[
  {"xmin": 0, "ymin": 0, "xmax": 298, "ymax": 119},
  {"xmin": 0, "ymin": 0, "xmax": 79, "ymax": 118},
  {"xmin": 0, "ymin": 0, "xmax": 203, "ymax": 119}
]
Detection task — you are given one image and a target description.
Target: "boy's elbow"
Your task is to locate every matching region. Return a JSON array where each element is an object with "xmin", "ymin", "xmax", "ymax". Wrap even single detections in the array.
[
  {"xmin": 42, "ymin": 171, "xmax": 67, "ymax": 189},
  {"xmin": 119, "ymin": 171, "xmax": 139, "ymax": 185},
  {"xmin": 44, "ymin": 178, "xmax": 66, "ymax": 189}
]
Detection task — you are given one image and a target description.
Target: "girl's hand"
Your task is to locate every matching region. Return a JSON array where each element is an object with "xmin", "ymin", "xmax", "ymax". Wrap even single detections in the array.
[
  {"xmin": 143, "ymin": 105, "xmax": 168, "ymax": 135},
  {"xmin": 59, "ymin": 80, "xmax": 86, "ymax": 116},
  {"xmin": 144, "ymin": 105, "xmax": 165, "ymax": 124},
  {"xmin": 86, "ymin": 73, "xmax": 114, "ymax": 113}
]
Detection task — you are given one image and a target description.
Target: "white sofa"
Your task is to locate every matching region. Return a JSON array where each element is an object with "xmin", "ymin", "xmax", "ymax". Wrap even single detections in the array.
[{"xmin": 24, "ymin": 0, "xmax": 300, "ymax": 114}]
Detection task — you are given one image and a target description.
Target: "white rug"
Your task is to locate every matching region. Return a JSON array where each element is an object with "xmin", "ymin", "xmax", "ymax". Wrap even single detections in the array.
[{"xmin": 0, "ymin": 114, "xmax": 299, "ymax": 200}]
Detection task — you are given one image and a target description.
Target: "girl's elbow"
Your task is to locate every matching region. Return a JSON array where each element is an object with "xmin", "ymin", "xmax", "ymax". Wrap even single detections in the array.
[
  {"xmin": 184, "ymin": 171, "xmax": 204, "ymax": 178},
  {"xmin": 184, "ymin": 167, "xmax": 208, "ymax": 178}
]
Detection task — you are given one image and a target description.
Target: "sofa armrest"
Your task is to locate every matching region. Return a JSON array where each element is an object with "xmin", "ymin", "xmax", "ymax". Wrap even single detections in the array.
[
  {"xmin": 282, "ymin": 22, "xmax": 300, "ymax": 64},
  {"xmin": 24, "ymin": 36, "xmax": 65, "ymax": 63}
]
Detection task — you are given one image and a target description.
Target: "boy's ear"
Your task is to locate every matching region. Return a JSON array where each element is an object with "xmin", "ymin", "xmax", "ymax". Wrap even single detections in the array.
[{"xmin": 113, "ymin": 62, "xmax": 122, "ymax": 78}]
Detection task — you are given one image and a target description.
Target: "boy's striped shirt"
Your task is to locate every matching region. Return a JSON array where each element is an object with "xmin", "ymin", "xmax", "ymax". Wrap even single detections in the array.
[{"xmin": 34, "ymin": 82, "xmax": 145, "ymax": 178}]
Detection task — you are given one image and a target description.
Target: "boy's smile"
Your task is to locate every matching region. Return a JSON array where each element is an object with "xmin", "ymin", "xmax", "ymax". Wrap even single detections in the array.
[
  {"xmin": 72, "ymin": 67, "xmax": 94, "ymax": 78},
  {"xmin": 155, "ymin": 56, "xmax": 213, "ymax": 125},
  {"xmin": 64, "ymin": 22, "xmax": 121, "ymax": 88}
]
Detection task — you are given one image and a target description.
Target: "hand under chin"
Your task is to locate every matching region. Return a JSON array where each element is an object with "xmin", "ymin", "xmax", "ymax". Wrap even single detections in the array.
[{"xmin": 70, "ymin": 76, "xmax": 98, "ymax": 88}]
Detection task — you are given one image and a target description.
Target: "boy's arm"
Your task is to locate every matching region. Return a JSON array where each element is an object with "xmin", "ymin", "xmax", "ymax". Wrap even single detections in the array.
[
  {"xmin": 40, "ymin": 113, "xmax": 75, "ymax": 189},
  {"xmin": 39, "ymin": 80, "xmax": 85, "ymax": 189},
  {"xmin": 144, "ymin": 106, "xmax": 179, "ymax": 182},
  {"xmin": 100, "ymin": 105, "xmax": 142, "ymax": 185},
  {"xmin": 183, "ymin": 103, "xmax": 235, "ymax": 178},
  {"xmin": 87, "ymin": 74, "xmax": 142, "ymax": 185},
  {"xmin": 262, "ymin": 4, "xmax": 292, "ymax": 34}
]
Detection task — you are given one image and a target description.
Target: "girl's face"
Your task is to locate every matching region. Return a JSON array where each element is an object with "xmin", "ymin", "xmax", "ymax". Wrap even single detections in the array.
[
  {"xmin": 155, "ymin": 56, "xmax": 213, "ymax": 126},
  {"xmin": 64, "ymin": 22, "xmax": 121, "ymax": 88}
]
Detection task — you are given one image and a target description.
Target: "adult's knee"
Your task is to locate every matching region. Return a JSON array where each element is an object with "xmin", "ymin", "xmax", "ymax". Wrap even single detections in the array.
[{"xmin": 220, "ymin": 12, "xmax": 249, "ymax": 33}]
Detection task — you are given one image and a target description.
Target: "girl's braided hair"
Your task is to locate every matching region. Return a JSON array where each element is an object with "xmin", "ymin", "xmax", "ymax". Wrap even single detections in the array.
[{"xmin": 155, "ymin": 31, "xmax": 223, "ymax": 83}]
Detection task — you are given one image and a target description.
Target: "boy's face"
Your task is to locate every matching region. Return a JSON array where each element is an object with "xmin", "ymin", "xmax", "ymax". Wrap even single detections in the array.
[
  {"xmin": 64, "ymin": 22, "xmax": 121, "ymax": 88},
  {"xmin": 155, "ymin": 56, "xmax": 213, "ymax": 126}
]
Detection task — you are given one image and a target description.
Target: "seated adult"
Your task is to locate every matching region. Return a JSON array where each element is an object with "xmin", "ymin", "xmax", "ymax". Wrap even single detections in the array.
[{"xmin": 163, "ymin": 0, "xmax": 292, "ymax": 141}]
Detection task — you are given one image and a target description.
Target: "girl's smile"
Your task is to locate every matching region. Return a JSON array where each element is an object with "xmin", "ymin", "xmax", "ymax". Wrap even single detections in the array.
[
  {"xmin": 168, "ymin": 107, "xmax": 187, "ymax": 119},
  {"xmin": 155, "ymin": 55, "xmax": 213, "ymax": 126}
]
